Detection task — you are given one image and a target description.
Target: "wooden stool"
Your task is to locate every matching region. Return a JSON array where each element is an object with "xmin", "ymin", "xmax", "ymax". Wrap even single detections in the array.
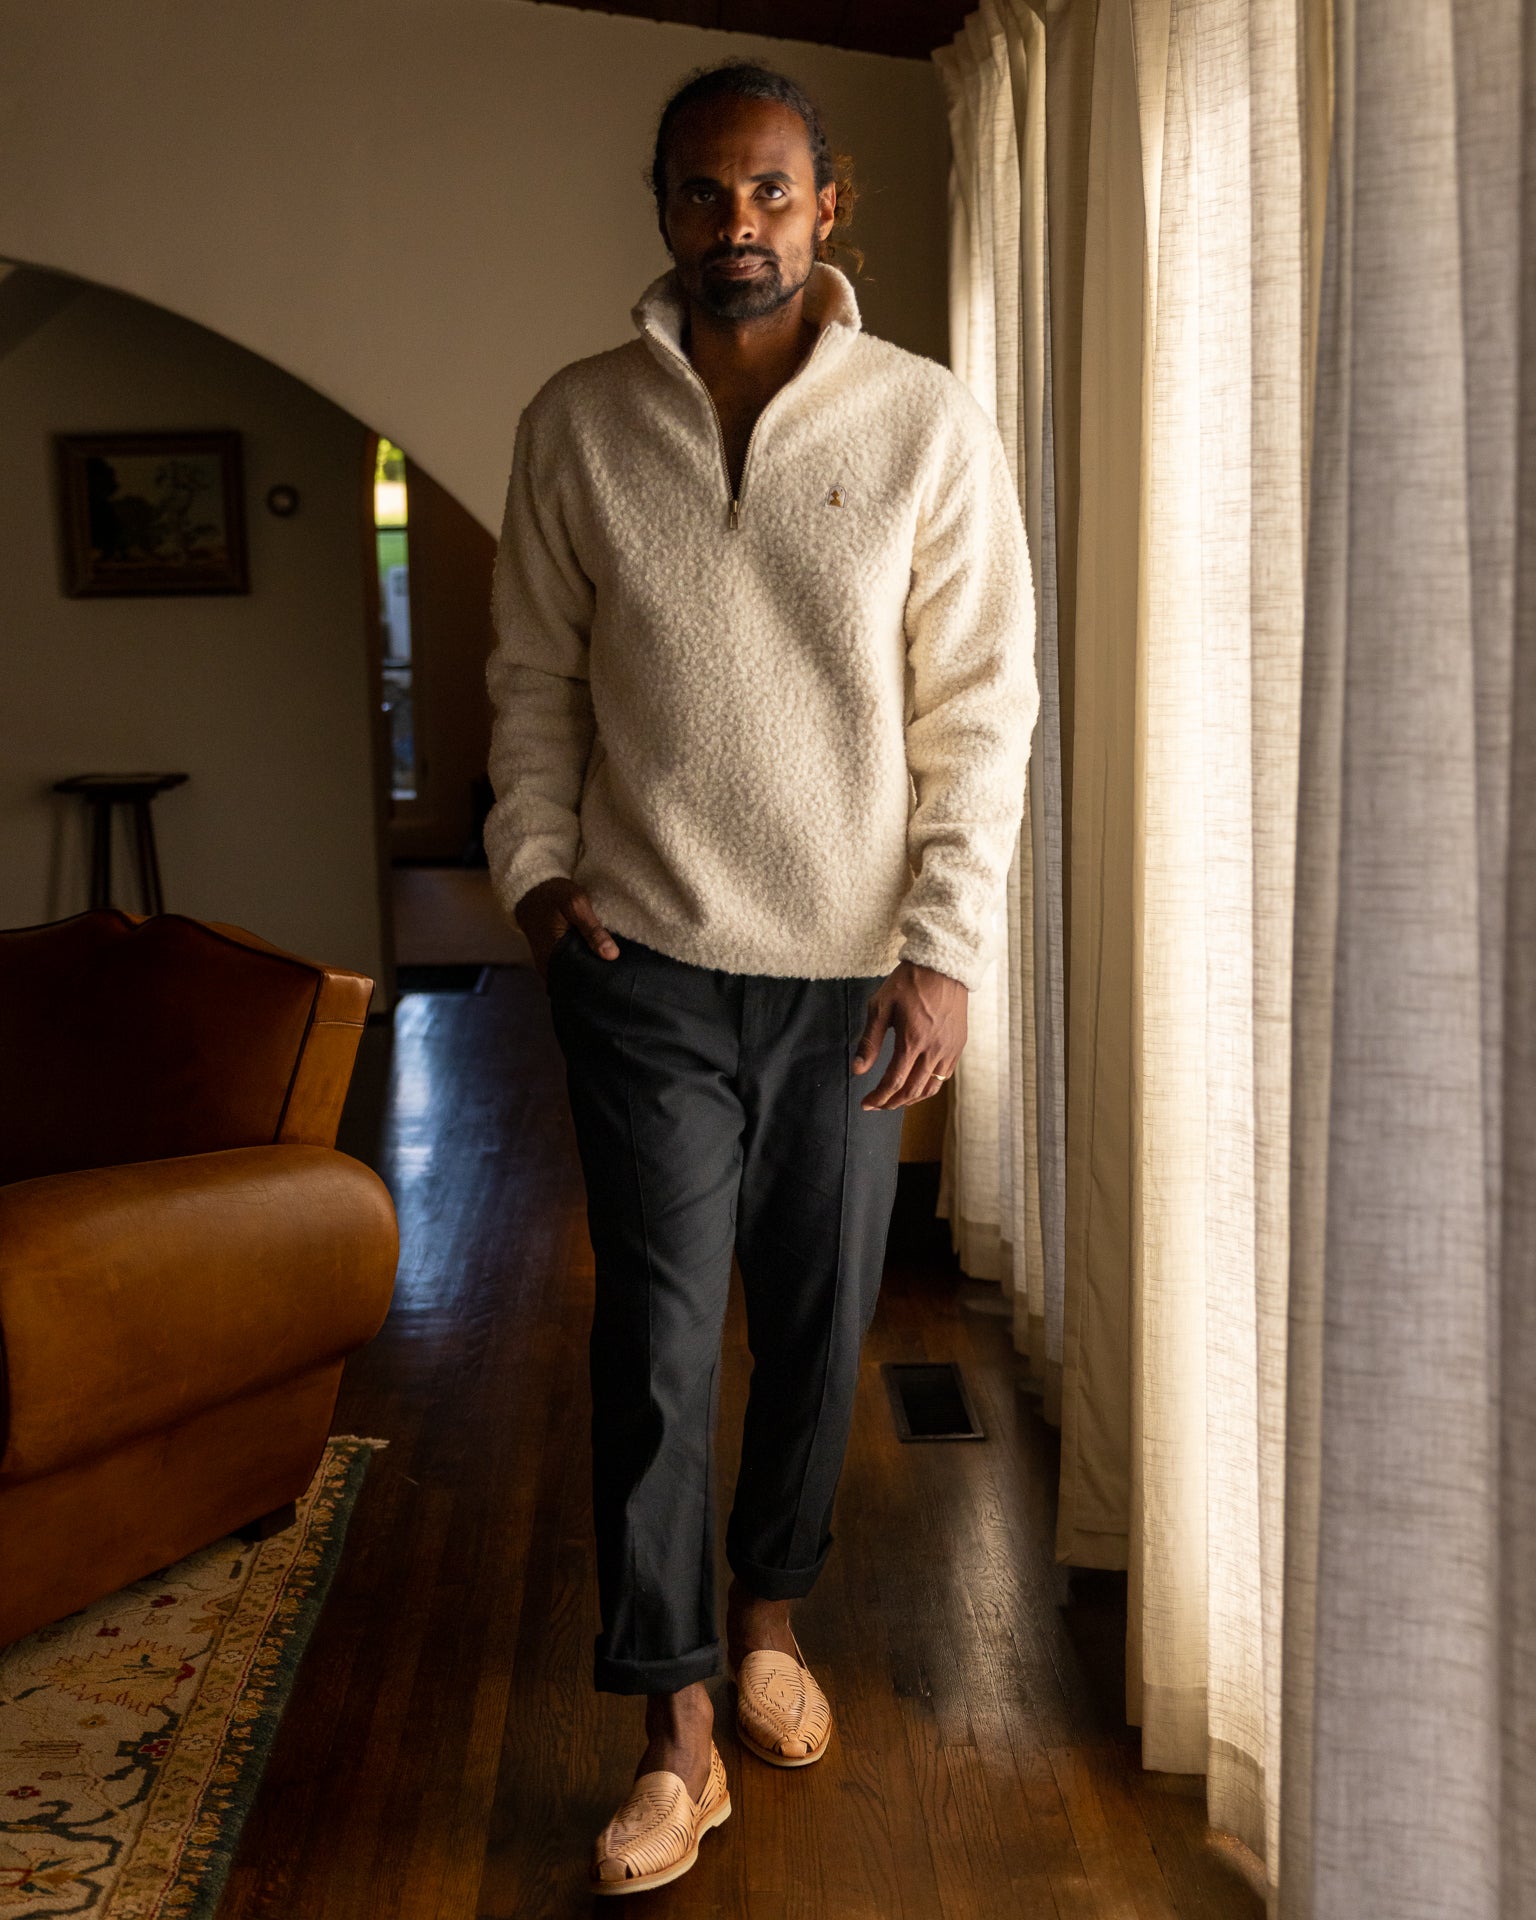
[{"xmin": 53, "ymin": 772, "xmax": 190, "ymax": 914}]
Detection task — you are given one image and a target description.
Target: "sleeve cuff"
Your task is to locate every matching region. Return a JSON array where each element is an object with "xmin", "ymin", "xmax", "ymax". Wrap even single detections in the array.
[
  {"xmin": 487, "ymin": 851, "xmax": 573, "ymax": 925},
  {"xmin": 896, "ymin": 932, "xmax": 993, "ymax": 993}
]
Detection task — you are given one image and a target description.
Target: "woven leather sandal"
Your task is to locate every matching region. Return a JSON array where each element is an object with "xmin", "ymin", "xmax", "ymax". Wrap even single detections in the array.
[
  {"xmin": 590, "ymin": 1740, "xmax": 731, "ymax": 1895},
  {"xmin": 728, "ymin": 1627, "xmax": 833, "ymax": 1767}
]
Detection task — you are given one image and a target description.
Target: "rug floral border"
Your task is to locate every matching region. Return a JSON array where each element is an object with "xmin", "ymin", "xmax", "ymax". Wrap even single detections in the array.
[{"xmin": 105, "ymin": 1434, "xmax": 389, "ymax": 1920}]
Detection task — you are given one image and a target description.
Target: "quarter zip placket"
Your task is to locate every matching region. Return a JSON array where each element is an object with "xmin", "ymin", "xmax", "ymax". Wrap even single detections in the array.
[{"xmin": 645, "ymin": 318, "xmax": 835, "ymax": 532}]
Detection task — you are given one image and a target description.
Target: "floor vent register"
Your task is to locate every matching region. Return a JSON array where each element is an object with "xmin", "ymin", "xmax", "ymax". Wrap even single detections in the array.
[{"xmin": 880, "ymin": 1361, "xmax": 986, "ymax": 1442}]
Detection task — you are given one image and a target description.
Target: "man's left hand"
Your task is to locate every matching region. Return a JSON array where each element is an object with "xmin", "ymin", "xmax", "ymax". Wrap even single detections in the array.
[{"xmin": 852, "ymin": 960, "xmax": 967, "ymax": 1110}]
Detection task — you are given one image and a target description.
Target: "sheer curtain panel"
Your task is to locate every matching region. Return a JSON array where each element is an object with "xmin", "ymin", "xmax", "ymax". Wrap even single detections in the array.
[
  {"xmin": 936, "ymin": 0, "xmax": 1324, "ymax": 1881},
  {"xmin": 1281, "ymin": 0, "xmax": 1536, "ymax": 1912},
  {"xmin": 936, "ymin": 0, "xmax": 1536, "ymax": 1908},
  {"xmin": 934, "ymin": 1, "xmax": 1069, "ymax": 1416}
]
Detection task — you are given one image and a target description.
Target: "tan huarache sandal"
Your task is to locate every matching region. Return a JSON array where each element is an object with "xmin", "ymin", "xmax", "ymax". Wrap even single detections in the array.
[
  {"xmin": 728, "ymin": 1626, "xmax": 834, "ymax": 1767},
  {"xmin": 590, "ymin": 1740, "xmax": 731, "ymax": 1895}
]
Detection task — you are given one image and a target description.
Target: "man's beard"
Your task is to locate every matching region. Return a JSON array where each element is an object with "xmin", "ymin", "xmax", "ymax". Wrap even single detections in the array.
[{"xmin": 693, "ymin": 246, "xmax": 814, "ymax": 320}]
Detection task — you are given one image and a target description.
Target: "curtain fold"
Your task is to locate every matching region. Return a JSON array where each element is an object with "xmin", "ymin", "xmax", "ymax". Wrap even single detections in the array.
[
  {"xmin": 1121, "ymin": 0, "xmax": 1327, "ymax": 1859},
  {"xmin": 1054, "ymin": 0, "xmax": 1142, "ymax": 1574},
  {"xmin": 935, "ymin": 0, "xmax": 1068, "ymax": 1415}
]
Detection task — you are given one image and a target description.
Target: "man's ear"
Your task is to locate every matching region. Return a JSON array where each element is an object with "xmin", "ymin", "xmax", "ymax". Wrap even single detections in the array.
[{"xmin": 817, "ymin": 182, "xmax": 837, "ymax": 246}]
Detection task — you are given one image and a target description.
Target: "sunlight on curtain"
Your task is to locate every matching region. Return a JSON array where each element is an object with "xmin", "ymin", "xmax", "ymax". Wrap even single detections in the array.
[
  {"xmin": 938, "ymin": 0, "xmax": 1327, "ymax": 1883},
  {"xmin": 934, "ymin": 0, "xmax": 1068, "ymax": 1418},
  {"xmin": 1081, "ymin": 0, "xmax": 1327, "ymax": 1868}
]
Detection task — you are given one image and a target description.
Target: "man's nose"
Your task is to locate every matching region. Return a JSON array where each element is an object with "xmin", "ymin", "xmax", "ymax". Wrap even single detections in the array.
[{"xmin": 717, "ymin": 191, "xmax": 759, "ymax": 246}]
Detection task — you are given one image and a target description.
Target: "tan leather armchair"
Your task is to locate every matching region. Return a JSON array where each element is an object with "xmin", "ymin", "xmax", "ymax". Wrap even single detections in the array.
[{"xmin": 0, "ymin": 907, "xmax": 400, "ymax": 1647}]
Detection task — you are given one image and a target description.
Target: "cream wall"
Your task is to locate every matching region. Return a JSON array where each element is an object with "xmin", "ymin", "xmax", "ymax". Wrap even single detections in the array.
[
  {"xmin": 0, "ymin": 0, "xmax": 950, "ymax": 534},
  {"xmin": 0, "ymin": 274, "xmax": 388, "ymax": 1000}
]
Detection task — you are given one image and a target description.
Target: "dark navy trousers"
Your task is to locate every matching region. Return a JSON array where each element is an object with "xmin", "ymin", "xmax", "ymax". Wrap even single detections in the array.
[{"xmin": 546, "ymin": 926, "xmax": 905, "ymax": 1695}]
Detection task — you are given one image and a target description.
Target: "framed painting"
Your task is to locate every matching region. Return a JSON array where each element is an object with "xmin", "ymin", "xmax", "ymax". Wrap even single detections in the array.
[{"xmin": 54, "ymin": 428, "xmax": 250, "ymax": 596}]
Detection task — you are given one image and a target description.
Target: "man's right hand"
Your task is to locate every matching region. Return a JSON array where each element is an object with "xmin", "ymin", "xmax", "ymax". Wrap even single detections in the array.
[{"xmin": 516, "ymin": 877, "xmax": 621, "ymax": 980}]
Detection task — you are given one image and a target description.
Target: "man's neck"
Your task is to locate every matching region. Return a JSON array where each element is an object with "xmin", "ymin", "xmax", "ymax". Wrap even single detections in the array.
[{"xmin": 682, "ymin": 291, "xmax": 819, "ymax": 402}]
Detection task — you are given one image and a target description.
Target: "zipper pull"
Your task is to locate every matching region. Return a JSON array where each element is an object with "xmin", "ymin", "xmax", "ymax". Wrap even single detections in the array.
[{"xmin": 728, "ymin": 497, "xmax": 741, "ymax": 531}]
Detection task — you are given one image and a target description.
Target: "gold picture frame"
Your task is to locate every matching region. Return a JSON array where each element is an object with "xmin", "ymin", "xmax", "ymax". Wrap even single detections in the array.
[{"xmin": 55, "ymin": 428, "xmax": 250, "ymax": 596}]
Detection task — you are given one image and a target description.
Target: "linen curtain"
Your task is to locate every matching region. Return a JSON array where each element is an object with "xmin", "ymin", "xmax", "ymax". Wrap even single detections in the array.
[
  {"xmin": 1032, "ymin": 14, "xmax": 1330, "ymax": 1829},
  {"xmin": 939, "ymin": 0, "xmax": 1309, "ymax": 1856},
  {"xmin": 1281, "ymin": 0, "xmax": 1535, "ymax": 1911},
  {"xmin": 935, "ymin": 1, "xmax": 1068, "ymax": 1420},
  {"xmin": 1117, "ymin": 0, "xmax": 1329, "ymax": 1862},
  {"xmin": 936, "ymin": 0, "xmax": 1536, "ymax": 1909}
]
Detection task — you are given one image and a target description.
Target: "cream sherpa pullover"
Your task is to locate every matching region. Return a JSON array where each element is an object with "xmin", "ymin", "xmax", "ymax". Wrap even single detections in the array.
[{"xmin": 484, "ymin": 260, "xmax": 1037, "ymax": 992}]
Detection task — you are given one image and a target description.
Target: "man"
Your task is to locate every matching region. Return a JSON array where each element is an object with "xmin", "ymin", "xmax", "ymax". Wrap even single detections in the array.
[{"xmin": 484, "ymin": 60, "xmax": 1037, "ymax": 1895}]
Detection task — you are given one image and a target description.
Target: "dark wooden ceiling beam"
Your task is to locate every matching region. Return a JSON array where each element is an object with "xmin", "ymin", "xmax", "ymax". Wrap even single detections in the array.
[{"xmin": 525, "ymin": 0, "xmax": 974, "ymax": 60}]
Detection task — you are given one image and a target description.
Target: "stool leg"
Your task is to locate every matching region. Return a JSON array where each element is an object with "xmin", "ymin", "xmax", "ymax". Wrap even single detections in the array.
[
  {"xmin": 89, "ymin": 797, "xmax": 112, "ymax": 909},
  {"xmin": 132, "ymin": 798, "xmax": 166, "ymax": 915}
]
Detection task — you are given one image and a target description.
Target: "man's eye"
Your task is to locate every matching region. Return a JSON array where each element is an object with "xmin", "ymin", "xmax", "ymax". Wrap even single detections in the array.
[{"xmin": 759, "ymin": 184, "xmax": 786, "ymax": 200}]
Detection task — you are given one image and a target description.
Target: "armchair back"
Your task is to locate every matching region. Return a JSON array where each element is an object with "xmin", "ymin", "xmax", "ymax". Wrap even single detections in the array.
[{"xmin": 0, "ymin": 909, "xmax": 375, "ymax": 1185}]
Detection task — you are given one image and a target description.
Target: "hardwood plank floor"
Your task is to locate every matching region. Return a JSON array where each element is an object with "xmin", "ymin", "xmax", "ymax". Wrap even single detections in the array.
[{"xmin": 215, "ymin": 961, "xmax": 1265, "ymax": 1920}]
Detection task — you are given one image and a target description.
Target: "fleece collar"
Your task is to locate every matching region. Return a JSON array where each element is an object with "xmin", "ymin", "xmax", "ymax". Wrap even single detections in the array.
[{"xmin": 632, "ymin": 259, "xmax": 863, "ymax": 383}]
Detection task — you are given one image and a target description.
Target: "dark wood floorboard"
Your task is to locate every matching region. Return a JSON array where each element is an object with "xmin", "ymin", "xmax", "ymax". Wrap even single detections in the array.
[{"xmin": 215, "ymin": 962, "xmax": 1266, "ymax": 1920}]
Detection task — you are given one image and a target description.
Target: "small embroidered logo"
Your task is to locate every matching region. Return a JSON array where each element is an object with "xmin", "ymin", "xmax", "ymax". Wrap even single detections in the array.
[{"xmin": 826, "ymin": 486, "xmax": 846, "ymax": 508}]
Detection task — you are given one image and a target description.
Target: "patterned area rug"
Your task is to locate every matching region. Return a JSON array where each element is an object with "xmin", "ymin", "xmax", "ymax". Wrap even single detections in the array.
[{"xmin": 0, "ymin": 1435, "xmax": 387, "ymax": 1917}]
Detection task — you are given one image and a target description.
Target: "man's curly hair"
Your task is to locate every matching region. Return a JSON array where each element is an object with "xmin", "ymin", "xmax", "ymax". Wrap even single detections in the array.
[{"xmin": 648, "ymin": 60, "xmax": 863, "ymax": 276}]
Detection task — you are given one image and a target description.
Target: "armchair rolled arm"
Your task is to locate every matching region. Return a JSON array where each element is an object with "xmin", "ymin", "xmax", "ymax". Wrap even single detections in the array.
[{"xmin": 0, "ymin": 1144, "xmax": 399, "ymax": 1483}]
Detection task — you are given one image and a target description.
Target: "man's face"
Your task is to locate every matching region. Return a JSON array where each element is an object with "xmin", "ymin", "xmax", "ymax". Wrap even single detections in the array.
[{"xmin": 660, "ymin": 94, "xmax": 837, "ymax": 322}]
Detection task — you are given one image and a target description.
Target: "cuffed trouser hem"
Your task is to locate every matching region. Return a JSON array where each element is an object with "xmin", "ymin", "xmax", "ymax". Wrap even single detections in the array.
[
  {"xmin": 593, "ymin": 1637, "xmax": 723, "ymax": 1696},
  {"xmin": 726, "ymin": 1536, "xmax": 833, "ymax": 1602}
]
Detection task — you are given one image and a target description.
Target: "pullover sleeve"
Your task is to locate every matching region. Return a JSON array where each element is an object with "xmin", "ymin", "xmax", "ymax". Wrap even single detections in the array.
[
  {"xmin": 483, "ymin": 399, "xmax": 598, "ymax": 923},
  {"xmin": 896, "ymin": 402, "xmax": 1039, "ymax": 992}
]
